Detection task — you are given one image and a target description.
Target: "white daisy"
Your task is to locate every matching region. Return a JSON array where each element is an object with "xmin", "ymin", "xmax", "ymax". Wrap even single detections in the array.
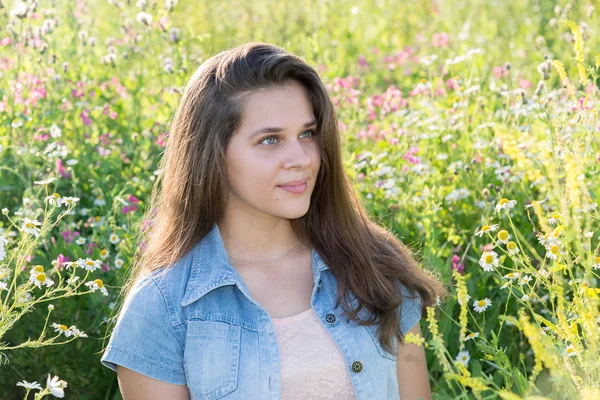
[
  {"xmin": 564, "ymin": 344, "xmax": 579, "ymax": 358},
  {"xmin": 51, "ymin": 323, "xmax": 73, "ymax": 337},
  {"xmin": 85, "ymin": 279, "xmax": 108, "ymax": 296},
  {"xmin": 496, "ymin": 230, "xmax": 511, "ymax": 244},
  {"xmin": 61, "ymin": 197, "xmax": 80, "ymax": 207},
  {"xmin": 455, "ymin": 350, "xmax": 470, "ymax": 366},
  {"xmin": 501, "ymin": 281, "xmax": 510, "ymax": 289},
  {"xmin": 465, "ymin": 332, "xmax": 479, "ymax": 341},
  {"xmin": 45, "ymin": 193, "xmax": 62, "ymax": 207},
  {"xmin": 75, "ymin": 237, "xmax": 86, "ymax": 245},
  {"xmin": 68, "ymin": 326, "xmax": 88, "ymax": 338},
  {"xmin": 479, "ymin": 251, "xmax": 499, "ymax": 272},
  {"xmin": 592, "ymin": 256, "xmax": 600, "ymax": 270},
  {"xmin": 16, "ymin": 380, "xmax": 43, "ymax": 390},
  {"xmin": 547, "ymin": 212, "xmax": 563, "ymax": 225},
  {"xmin": 520, "ymin": 275, "xmax": 532, "ymax": 285},
  {"xmin": 504, "ymin": 272, "xmax": 520, "ymax": 281},
  {"xmin": 29, "ymin": 272, "xmax": 54, "ymax": 288},
  {"xmin": 473, "ymin": 298, "xmax": 492, "ymax": 313},
  {"xmin": 114, "ymin": 257, "xmax": 124, "ymax": 269},
  {"xmin": 21, "ymin": 218, "xmax": 42, "ymax": 237},
  {"xmin": 475, "ymin": 224, "xmax": 499, "ymax": 237},
  {"xmin": 33, "ymin": 176, "xmax": 56, "ymax": 185},
  {"xmin": 76, "ymin": 258, "xmax": 102, "ymax": 272},
  {"xmin": 99, "ymin": 248, "xmax": 110, "ymax": 259},
  {"xmin": 506, "ymin": 241, "xmax": 520, "ymax": 255},
  {"xmin": 495, "ymin": 198, "xmax": 517, "ymax": 213},
  {"xmin": 521, "ymin": 292, "xmax": 537, "ymax": 302},
  {"xmin": 109, "ymin": 233, "xmax": 120, "ymax": 245},
  {"xmin": 545, "ymin": 243, "xmax": 563, "ymax": 260},
  {"xmin": 524, "ymin": 198, "xmax": 546, "ymax": 209},
  {"xmin": 46, "ymin": 374, "xmax": 68, "ymax": 398},
  {"xmin": 584, "ymin": 231, "xmax": 594, "ymax": 238}
]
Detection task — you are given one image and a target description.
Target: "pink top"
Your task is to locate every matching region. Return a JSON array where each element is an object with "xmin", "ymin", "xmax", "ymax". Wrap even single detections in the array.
[{"xmin": 272, "ymin": 307, "xmax": 358, "ymax": 400}]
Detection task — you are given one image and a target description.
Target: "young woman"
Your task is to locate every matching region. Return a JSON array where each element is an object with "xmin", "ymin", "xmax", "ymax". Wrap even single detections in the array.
[{"xmin": 101, "ymin": 42, "xmax": 447, "ymax": 400}]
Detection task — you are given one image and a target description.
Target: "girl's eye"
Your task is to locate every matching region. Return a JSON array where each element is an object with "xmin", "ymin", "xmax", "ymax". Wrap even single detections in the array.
[{"xmin": 260, "ymin": 129, "xmax": 315, "ymax": 146}]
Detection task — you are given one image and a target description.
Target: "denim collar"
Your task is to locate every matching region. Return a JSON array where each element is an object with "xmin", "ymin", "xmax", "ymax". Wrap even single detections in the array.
[{"xmin": 181, "ymin": 223, "xmax": 329, "ymax": 307}]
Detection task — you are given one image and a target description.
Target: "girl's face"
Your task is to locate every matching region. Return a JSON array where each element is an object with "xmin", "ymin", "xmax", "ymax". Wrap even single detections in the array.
[{"xmin": 224, "ymin": 81, "xmax": 321, "ymax": 221}]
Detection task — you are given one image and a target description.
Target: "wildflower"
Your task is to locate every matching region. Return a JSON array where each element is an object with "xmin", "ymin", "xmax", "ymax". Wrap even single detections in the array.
[
  {"xmin": 465, "ymin": 332, "xmax": 479, "ymax": 341},
  {"xmin": 473, "ymin": 298, "xmax": 492, "ymax": 313},
  {"xmin": 99, "ymin": 248, "xmax": 110, "ymax": 259},
  {"xmin": 67, "ymin": 276, "xmax": 79, "ymax": 285},
  {"xmin": 506, "ymin": 241, "xmax": 519, "ymax": 255},
  {"xmin": 16, "ymin": 380, "xmax": 43, "ymax": 390},
  {"xmin": 85, "ymin": 279, "xmax": 108, "ymax": 296},
  {"xmin": 457, "ymin": 288, "xmax": 471, "ymax": 306},
  {"xmin": 547, "ymin": 212, "xmax": 563, "ymax": 225},
  {"xmin": 109, "ymin": 233, "xmax": 120, "ymax": 245},
  {"xmin": 520, "ymin": 275, "xmax": 532, "ymax": 285},
  {"xmin": 504, "ymin": 272, "xmax": 520, "ymax": 281},
  {"xmin": 50, "ymin": 124, "xmax": 62, "ymax": 138},
  {"xmin": 495, "ymin": 198, "xmax": 517, "ymax": 212},
  {"xmin": 75, "ymin": 237, "xmax": 86, "ymax": 245},
  {"xmin": 46, "ymin": 374, "xmax": 68, "ymax": 398},
  {"xmin": 45, "ymin": 193, "xmax": 62, "ymax": 206},
  {"xmin": 479, "ymin": 251, "xmax": 499, "ymax": 272},
  {"xmin": 564, "ymin": 344, "xmax": 579, "ymax": 358},
  {"xmin": 76, "ymin": 258, "xmax": 102, "ymax": 272},
  {"xmin": 2, "ymin": 208, "xmax": 8, "ymax": 215},
  {"xmin": 51, "ymin": 323, "xmax": 73, "ymax": 337},
  {"xmin": 455, "ymin": 350, "xmax": 470, "ymax": 366},
  {"xmin": 34, "ymin": 176, "xmax": 56, "ymax": 185},
  {"xmin": 29, "ymin": 272, "xmax": 54, "ymax": 288},
  {"xmin": 592, "ymin": 256, "xmax": 600, "ymax": 270},
  {"xmin": 497, "ymin": 230, "xmax": 510, "ymax": 244},
  {"xmin": 545, "ymin": 244, "xmax": 563, "ymax": 260},
  {"xmin": 61, "ymin": 197, "xmax": 80, "ymax": 207},
  {"xmin": 136, "ymin": 11, "xmax": 152, "ymax": 25},
  {"xmin": 475, "ymin": 224, "xmax": 499, "ymax": 237},
  {"xmin": 114, "ymin": 258, "xmax": 124, "ymax": 269},
  {"xmin": 404, "ymin": 332, "xmax": 425, "ymax": 346},
  {"xmin": 501, "ymin": 282, "xmax": 510, "ymax": 289},
  {"xmin": 521, "ymin": 292, "xmax": 537, "ymax": 302},
  {"xmin": 21, "ymin": 218, "xmax": 42, "ymax": 237},
  {"xmin": 584, "ymin": 231, "xmax": 594, "ymax": 238},
  {"xmin": 48, "ymin": 304, "xmax": 54, "ymax": 310},
  {"xmin": 524, "ymin": 198, "xmax": 546, "ymax": 209},
  {"xmin": 68, "ymin": 326, "xmax": 88, "ymax": 338}
]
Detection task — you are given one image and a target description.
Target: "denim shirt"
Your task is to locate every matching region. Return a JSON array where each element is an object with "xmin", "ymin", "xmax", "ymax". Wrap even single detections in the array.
[{"xmin": 101, "ymin": 223, "xmax": 423, "ymax": 400}]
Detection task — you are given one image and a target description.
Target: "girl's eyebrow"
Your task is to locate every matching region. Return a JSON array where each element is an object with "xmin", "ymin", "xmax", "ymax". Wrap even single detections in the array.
[{"xmin": 247, "ymin": 120, "xmax": 317, "ymax": 141}]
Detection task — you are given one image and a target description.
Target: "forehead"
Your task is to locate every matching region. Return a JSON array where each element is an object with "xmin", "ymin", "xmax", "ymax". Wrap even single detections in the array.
[{"xmin": 239, "ymin": 82, "xmax": 314, "ymax": 129}]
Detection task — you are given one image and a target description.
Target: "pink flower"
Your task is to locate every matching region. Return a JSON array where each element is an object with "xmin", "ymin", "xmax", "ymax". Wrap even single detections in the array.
[
  {"xmin": 519, "ymin": 78, "xmax": 532, "ymax": 89},
  {"xmin": 56, "ymin": 158, "xmax": 72, "ymax": 179},
  {"xmin": 61, "ymin": 229, "xmax": 80, "ymax": 243},
  {"xmin": 432, "ymin": 32, "xmax": 449, "ymax": 48},
  {"xmin": 56, "ymin": 254, "xmax": 70, "ymax": 270},
  {"xmin": 451, "ymin": 254, "xmax": 464, "ymax": 274},
  {"xmin": 493, "ymin": 65, "xmax": 510, "ymax": 79}
]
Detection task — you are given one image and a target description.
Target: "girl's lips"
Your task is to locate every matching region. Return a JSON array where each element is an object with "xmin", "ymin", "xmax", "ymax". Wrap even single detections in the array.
[{"xmin": 277, "ymin": 181, "xmax": 307, "ymax": 194}]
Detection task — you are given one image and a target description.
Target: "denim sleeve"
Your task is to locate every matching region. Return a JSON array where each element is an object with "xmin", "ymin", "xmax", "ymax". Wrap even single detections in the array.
[
  {"xmin": 101, "ymin": 275, "xmax": 186, "ymax": 385},
  {"xmin": 399, "ymin": 283, "xmax": 423, "ymax": 335}
]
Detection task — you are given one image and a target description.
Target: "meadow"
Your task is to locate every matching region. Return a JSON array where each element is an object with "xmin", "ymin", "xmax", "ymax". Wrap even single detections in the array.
[{"xmin": 1, "ymin": 0, "xmax": 599, "ymax": 398}]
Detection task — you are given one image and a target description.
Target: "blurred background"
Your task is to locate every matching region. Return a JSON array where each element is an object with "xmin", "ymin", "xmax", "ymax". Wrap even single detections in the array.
[{"xmin": 1, "ymin": 0, "xmax": 599, "ymax": 399}]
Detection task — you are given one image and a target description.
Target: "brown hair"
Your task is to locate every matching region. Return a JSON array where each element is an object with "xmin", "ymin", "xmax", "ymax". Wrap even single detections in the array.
[{"xmin": 106, "ymin": 41, "xmax": 448, "ymax": 357}]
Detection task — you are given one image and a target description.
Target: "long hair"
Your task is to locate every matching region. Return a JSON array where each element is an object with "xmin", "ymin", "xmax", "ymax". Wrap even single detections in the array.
[{"xmin": 106, "ymin": 41, "xmax": 448, "ymax": 357}]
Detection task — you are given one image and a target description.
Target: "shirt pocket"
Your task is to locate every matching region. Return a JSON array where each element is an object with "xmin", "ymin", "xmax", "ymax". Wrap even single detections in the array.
[
  {"xmin": 365, "ymin": 323, "xmax": 398, "ymax": 361},
  {"xmin": 184, "ymin": 320, "xmax": 241, "ymax": 400}
]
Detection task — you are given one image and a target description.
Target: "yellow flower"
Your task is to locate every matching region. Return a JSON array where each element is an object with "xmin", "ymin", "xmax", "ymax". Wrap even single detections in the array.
[
  {"xmin": 476, "ymin": 224, "xmax": 499, "ymax": 237},
  {"xmin": 506, "ymin": 241, "xmax": 519, "ymax": 255},
  {"xmin": 497, "ymin": 230, "xmax": 510, "ymax": 244}
]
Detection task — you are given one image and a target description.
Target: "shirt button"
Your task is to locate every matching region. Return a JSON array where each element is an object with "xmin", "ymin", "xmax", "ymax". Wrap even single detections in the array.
[
  {"xmin": 351, "ymin": 361, "xmax": 363, "ymax": 373},
  {"xmin": 325, "ymin": 313, "xmax": 336, "ymax": 324}
]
